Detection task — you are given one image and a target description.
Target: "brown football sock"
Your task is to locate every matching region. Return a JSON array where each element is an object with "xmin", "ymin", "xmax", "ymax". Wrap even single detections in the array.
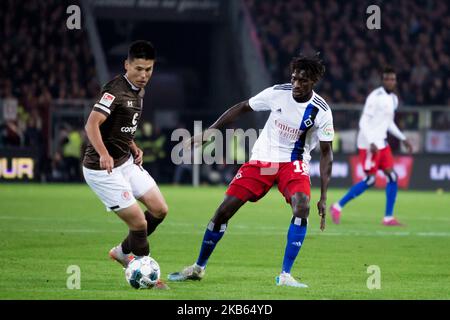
[
  {"xmin": 121, "ymin": 235, "xmax": 131, "ymax": 254},
  {"xmin": 121, "ymin": 230, "xmax": 149, "ymax": 256},
  {"xmin": 144, "ymin": 210, "xmax": 164, "ymax": 236}
]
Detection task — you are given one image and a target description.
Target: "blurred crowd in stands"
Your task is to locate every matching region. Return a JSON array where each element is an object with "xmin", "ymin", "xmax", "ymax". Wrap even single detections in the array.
[
  {"xmin": 1, "ymin": 0, "xmax": 449, "ymax": 183},
  {"xmin": 0, "ymin": 0, "xmax": 98, "ymax": 139},
  {"xmin": 245, "ymin": 0, "xmax": 450, "ymax": 106},
  {"xmin": 0, "ymin": 0, "xmax": 99, "ymax": 181},
  {"xmin": 0, "ymin": 0, "xmax": 99, "ymax": 101}
]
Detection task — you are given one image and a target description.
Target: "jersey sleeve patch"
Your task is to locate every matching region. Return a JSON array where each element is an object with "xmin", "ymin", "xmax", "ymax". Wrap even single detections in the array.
[
  {"xmin": 321, "ymin": 123, "xmax": 334, "ymax": 139},
  {"xmin": 99, "ymin": 92, "xmax": 116, "ymax": 108}
]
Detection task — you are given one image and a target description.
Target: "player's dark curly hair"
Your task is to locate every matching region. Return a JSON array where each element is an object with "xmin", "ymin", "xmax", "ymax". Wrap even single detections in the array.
[
  {"xmin": 382, "ymin": 65, "xmax": 396, "ymax": 75},
  {"xmin": 290, "ymin": 52, "xmax": 325, "ymax": 82},
  {"xmin": 128, "ymin": 40, "xmax": 156, "ymax": 61}
]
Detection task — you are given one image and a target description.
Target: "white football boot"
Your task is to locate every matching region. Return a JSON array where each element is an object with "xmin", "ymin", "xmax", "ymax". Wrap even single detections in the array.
[
  {"xmin": 167, "ymin": 263, "xmax": 205, "ymax": 281},
  {"xmin": 275, "ymin": 272, "xmax": 308, "ymax": 288},
  {"xmin": 108, "ymin": 245, "xmax": 135, "ymax": 268}
]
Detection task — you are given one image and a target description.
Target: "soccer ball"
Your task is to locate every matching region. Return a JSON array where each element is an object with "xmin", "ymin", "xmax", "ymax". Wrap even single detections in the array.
[{"xmin": 125, "ymin": 256, "xmax": 161, "ymax": 289}]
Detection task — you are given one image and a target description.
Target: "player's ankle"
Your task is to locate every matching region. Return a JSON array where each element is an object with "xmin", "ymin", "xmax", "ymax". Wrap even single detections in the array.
[{"xmin": 194, "ymin": 263, "xmax": 206, "ymax": 270}]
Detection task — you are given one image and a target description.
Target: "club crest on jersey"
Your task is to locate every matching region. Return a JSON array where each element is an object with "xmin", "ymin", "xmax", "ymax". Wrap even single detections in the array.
[
  {"xmin": 127, "ymin": 101, "xmax": 133, "ymax": 108},
  {"xmin": 99, "ymin": 92, "xmax": 115, "ymax": 107},
  {"xmin": 303, "ymin": 118, "xmax": 313, "ymax": 127},
  {"xmin": 121, "ymin": 191, "xmax": 131, "ymax": 201}
]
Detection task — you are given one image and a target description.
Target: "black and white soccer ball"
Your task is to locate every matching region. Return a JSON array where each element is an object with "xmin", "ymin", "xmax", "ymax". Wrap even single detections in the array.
[{"xmin": 125, "ymin": 256, "xmax": 161, "ymax": 289}]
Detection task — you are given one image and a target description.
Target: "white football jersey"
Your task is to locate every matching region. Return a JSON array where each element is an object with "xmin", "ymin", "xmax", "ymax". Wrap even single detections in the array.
[
  {"xmin": 357, "ymin": 86, "xmax": 406, "ymax": 149},
  {"xmin": 248, "ymin": 83, "xmax": 334, "ymax": 163}
]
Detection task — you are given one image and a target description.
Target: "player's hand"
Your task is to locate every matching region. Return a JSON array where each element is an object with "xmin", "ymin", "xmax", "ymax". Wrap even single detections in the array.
[
  {"xmin": 317, "ymin": 198, "xmax": 327, "ymax": 231},
  {"xmin": 133, "ymin": 147, "xmax": 144, "ymax": 166},
  {"xmin": 185, "ymin": 131, "xmax": 208, "ymax": 150},
  {"xmin": 185, "ymin": 134, "xmax": 201, "ymax": 150},
  {"xmin": 403, "ymin": 139, "xmax": 413, "ymax": 154},
  {"xmin": 99, "ymin": 153, "xmax": 114, "ymax": 174},
  {"xmin": 370, "ymin": 143, "xmax": 378, "ymax": 154}
]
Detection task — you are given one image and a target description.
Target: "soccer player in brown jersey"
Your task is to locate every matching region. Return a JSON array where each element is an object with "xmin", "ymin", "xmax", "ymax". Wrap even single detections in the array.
[{"xmin": 82, "ymin": 41, "xmax": 168, "ymax": 288}]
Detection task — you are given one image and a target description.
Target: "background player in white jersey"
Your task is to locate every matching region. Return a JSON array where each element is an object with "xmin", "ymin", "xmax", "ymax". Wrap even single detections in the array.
[
  {"xmin": 168, "ymin": 54, "xmax": 334, "ymax": 288},
  {"xmin": 330, "ymin": 66, "xmax": 413, "ymax": 226},
  {"xmin": 83, "ymin": 41, "xmax": 169, "ymax": 288}
]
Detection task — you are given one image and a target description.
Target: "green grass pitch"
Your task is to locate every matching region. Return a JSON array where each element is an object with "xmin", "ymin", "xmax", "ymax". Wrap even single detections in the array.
[{"xmin": 0, "ymin": 183, "xmax": 449, "ymax": 300}]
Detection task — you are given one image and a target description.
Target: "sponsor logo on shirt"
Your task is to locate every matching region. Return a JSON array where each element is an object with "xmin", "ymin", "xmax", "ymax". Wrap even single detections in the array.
[
  {"xmin": 275, "ymin": 120, "xmax": 303, "ymax": 141},
  {"xmin": 121, "ymin": 113, "xmax": 139, "ymax": 133},
  {"xmin": 120, "ymin": 126, "xmax": 137, "ymax": 133}
]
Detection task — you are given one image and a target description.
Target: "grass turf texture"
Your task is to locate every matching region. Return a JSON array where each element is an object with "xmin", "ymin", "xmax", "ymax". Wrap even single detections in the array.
[{"xmin": 0, "ymin": 184, "xmax": 449, "ymax": 300}]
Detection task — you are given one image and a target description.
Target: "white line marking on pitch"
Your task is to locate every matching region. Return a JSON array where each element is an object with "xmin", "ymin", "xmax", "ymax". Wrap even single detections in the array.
[{"xmin": 1, "ymin": 228, "xmax": 450, "ymax": 237}]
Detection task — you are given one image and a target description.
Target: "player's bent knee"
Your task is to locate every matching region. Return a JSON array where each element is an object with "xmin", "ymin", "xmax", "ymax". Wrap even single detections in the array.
[
  {"xmin": 130, "ymin": 218, "xmax": 147, "ymax": 231},
  {"xmin": 291, "ymin": 192, "xmax": 310, "ymax": 205},
  {"xmin": 385, "ymin": 171, "xmax": 398, "ymax": 183},
  {"xmin": 364, "ymin": 175, "xmax": 376, "ymax": 187},
  {"xmin": 293, "ymin": 206, "xmax": 310, "ymax": 219},
  {"xmin": 161, "ymin": 203, "xmax": 169, "ymax": 217},
  {"xmin": 154, "ymin": 203, "xmax": 169, "ymax": 219},
  {"xmin": 291, "ymin": 192, "xmax": 310, "ymax": 218}
]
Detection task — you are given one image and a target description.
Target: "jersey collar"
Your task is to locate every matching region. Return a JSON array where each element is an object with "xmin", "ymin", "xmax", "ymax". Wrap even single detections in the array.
[
  {"xmin": 123, "ymin": 74, "xmax": 141, "ymax": 92},
  {"xmin": 291, "ymin": 90, "xmax": 316, "ymax": 106},
  {"xmin": 380, "ymin": 86, "xmax": 393, "ymax": 95}
]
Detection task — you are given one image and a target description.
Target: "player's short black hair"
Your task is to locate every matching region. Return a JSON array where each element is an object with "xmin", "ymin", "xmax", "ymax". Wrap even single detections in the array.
[
  {"xmin": 290, "ymin": 52, "xmax": 325, "ymax": 82},
  {"xmin": 382, "ymin": 65, "xmax": 396, "ymax": 75},
  {"xmin": 128, "ymin": 40, "xmax": 156, "ymax": 61}
]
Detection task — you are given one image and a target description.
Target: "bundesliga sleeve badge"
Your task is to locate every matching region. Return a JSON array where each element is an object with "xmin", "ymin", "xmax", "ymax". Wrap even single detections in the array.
[{"xmin": 99, "ymin": 92, "xmax": 116, "ymax": 107}]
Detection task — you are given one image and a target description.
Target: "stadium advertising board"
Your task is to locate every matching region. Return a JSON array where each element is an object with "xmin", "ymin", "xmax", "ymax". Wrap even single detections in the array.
[
  {"xmin": 409, "ymin": 156, "xmax": 450, "ymax": 190},
  {"xmin": 309, "ymin": 154, "xmax": 449, "ymax": 190},
  {"xmin": 425, "ymin": 131, "xmax": 450, "ymax": 153},
  {"xmin": 308, "ymin": 157, "xmax": 352, "ymax": 188},
  {"xmin": 0, "ymin": 149, "xmax": 37, "ymax": 181},
  {"xmin": 350, "ymin": 155, "xmax": 413, "ymax": 189}
]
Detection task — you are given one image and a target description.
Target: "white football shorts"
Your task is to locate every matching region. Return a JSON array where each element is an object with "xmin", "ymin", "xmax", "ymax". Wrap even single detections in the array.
[{"xmin": 83, "ymin": 156, "xmax": 156, "ymax": 212}]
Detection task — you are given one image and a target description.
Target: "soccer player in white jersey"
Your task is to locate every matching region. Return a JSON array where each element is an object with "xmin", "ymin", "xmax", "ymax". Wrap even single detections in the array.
[
  {"xmin": 330, "ymin": 66, "xmax": 413, "ymax": 226},
  {"xmin": 168, "ymin": 54, "xmax": 334, "ymax": 287}
]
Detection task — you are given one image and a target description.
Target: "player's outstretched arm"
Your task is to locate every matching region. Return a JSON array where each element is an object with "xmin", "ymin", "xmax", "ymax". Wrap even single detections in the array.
[
  {"xmin": 208, "ymin": 100, "xmax": 253, "ymax": 131},
  {"xmin": 85, "ymin": 111, "xmax": 114, "ymax": 173},
  {"xmin": 318, "ymin": 141, "xmax": 333, "ymax": 231},
  {"xmin": 189, "ymin": 100, "xmax": 253, "ymax": 148}
]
